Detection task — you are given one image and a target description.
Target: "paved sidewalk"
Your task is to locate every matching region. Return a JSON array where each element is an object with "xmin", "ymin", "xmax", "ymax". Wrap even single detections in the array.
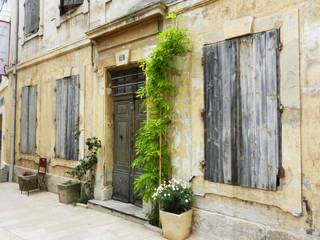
[{"xmin": 0, "ymin": 182, "xmax": 166, "ymax": 240}]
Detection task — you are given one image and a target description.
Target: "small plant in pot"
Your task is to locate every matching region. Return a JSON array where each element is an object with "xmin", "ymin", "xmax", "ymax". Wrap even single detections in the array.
[
  {"xmin": 18, "ymin": 171, "xmax": 37, "ymax": 190},
  {"xmin": 153, "ymin": 178, "xmax": 194, "ymax": 240},
  {"xmin": 0, "ymin": 168, "xmax": 8, "ymax": 182},
  {"xmin": 66, "ymin": 134, "xmax": 101, "ymax": 205}
]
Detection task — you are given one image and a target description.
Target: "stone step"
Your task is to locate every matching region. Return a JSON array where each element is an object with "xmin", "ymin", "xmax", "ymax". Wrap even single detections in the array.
[{"xmin": 88, "ymin": 199, "xmax": 148, "ymax": 225}]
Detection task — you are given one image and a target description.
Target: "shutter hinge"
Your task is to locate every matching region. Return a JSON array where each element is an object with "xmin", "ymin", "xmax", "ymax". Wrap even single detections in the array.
[
  {"xmin": 277, "ymin": 167, "xmax": 285, "ymax": 178},
  {"xmin": 280, "ymin": 103, "xmax": 284, "ymax": 114},
  {"xmin": 35, "ymin": 145, "xmax": 37, "ymax": 149},
  {"xmin": 201, "ymin": 57, "xmax": 204, "ymax": 66},
  {"xmin": 78, "ymin": 115, "xmax": 80, "ymax": 122},
  {"xmin": 78, "ymin": 83, "xmax": 80, "ymax": 88},
  {"xmin": 54, "ymin": 88, "xmax": 56, "ymax": 92},
  {"xmin": 54, "ymin": 147, "xmax": 56, "ymax": 152},
  {"xmin": 279, "ymin": 42, "xmax": 283, "ymax": 52},
  {"xmin": 200, "ymin": 108, "xmax": 205, "ymax": 122}
]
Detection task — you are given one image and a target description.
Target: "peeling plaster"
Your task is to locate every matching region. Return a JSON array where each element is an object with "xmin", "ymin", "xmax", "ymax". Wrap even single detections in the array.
[{"xmin": 303, "ymin": 174, "xmax": 314, "ymax": 191}]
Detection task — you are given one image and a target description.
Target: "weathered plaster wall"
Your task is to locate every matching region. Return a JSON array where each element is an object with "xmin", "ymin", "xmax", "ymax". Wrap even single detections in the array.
[
  {"xmin": 163, "ymin": 0, "xmax": 320, "ymax": 239},
  {"xmin": 300, "ymin": 3, "xmax": 320, "ymax": 236},
  {"xmin": 8, "ymin": 0, "xmax": 320, "ymax": 239},
  {"xmin": 13, "ymin": 45, "xmax": 97, "ymax": 192}
]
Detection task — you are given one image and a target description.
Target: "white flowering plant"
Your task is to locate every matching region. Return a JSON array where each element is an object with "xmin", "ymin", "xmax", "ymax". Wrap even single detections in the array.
[{"xmin": 152, "ymin": 178, "xmax": 194, "ymax": 214}]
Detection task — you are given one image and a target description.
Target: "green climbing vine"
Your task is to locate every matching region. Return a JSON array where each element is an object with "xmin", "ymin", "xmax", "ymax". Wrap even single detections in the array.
[{"xmin": 131, "ymin": 12, "xmax": 191, "ymax": 202}]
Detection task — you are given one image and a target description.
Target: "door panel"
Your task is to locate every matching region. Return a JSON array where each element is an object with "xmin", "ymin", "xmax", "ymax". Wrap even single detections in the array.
[
  {"xmin": 112, "ymin": 100, "xmax": 132, "ymax": 202},
  {"xmin": 112, "ymin": 98, "xmax": 145, "ymax": 206}
]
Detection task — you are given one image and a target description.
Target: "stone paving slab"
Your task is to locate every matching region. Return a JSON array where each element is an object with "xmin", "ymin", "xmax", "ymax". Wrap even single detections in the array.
[{"xmin": 0, "ymin": 182, "xmax": 205, "ymax": 240}]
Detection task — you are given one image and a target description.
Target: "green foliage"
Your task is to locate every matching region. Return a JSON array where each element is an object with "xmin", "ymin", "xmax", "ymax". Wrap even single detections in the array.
[
  {"xmin": 67, "ymin": 126, "xmax": 102, "ymax": 204},
  {"xmin": 146, "ymin": 203, "xmax": 160, "ymax": 227},
  {"xmin": 132, "ymin": 12, "xmax": 191, "ymax": 202},
  {"xmin": 153, "ymin": 178, "xmax": 194, "ymax": 214}
]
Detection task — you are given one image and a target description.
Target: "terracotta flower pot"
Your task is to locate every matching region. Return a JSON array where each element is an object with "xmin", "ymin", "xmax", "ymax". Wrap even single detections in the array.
[{"xmin": 160, "ymin": 209, "xmax": 193, "ymax": 240}]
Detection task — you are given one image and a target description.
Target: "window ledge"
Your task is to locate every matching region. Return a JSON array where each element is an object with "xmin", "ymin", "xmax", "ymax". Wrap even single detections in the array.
[
  {"xmin": 55, "ymin": 2, "xmax": 89, "ymax": 28},
  {"xmin": 51, "ymin": 158, "xmax": 78, "ymax": 168},
  {"xmin": 22, "ymin": 27, "xmax": 43, "ymax": 45},
  {"xmin": 17, "ymin": 153, "xmax": 39, "ymax": 163}
]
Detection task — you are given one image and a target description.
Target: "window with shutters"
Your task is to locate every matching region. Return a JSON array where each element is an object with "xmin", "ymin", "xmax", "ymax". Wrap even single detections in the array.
[
  {"xmin": 55, "ymin": 76, "xmax": 79, "ymax": 160},
  {"xmin": 60, "ymin": 0, "xmax": 84, "ymax": 16},
  {"xmin": 204, "ymin": 29, "xmax": 281, "ymax": 191},
  {"xmin": 20, "ymin": 85, "xmax": 37, "ymax": 154},
  {"xmin": 24, "ymin": 0, "xmax": 40, "ymax": 36}
]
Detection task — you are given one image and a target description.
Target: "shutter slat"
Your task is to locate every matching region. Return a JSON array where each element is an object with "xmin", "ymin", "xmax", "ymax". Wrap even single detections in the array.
[
  {"xmin": 254, "ymin": 32, "xmax": 268, "ymax": 189},
  {"xmin": 220, "ymin": 40, "xmax": 239, "ymax": 184},
  {"xmin": 55, "ymin": 80, "xmax": 61, "ymax": 158},
  {"xmin": 20, "ymin": 87, "xmax": 29, "ymax": 153},
  {"xmin": 238, "ymin": 36, "xmax": 251, "ymax": 188},
  {"xmin": 204, "ymin": 44, "xmax": 216, "ymax": 182},
  {"xmin": 72, "ymin": 76, "xmax": 79, "ymax": 160},
  {"xmin": 204, "ymin": 45, "xmax": 211, "ymax": 181},
  {"xmin": 266, "ymin": 29, "xmax": 280, "ymax": 190},
  {"xmin": 66, "ymin": 78, "xmax": 73, "ymax": 160},
  {"xmin": 213, "ymin": 43, "xmax": 223, "ymax": 183},
  {"xmin": 28, "ymin": 85, "xmax": 37, "ymax": 154}
]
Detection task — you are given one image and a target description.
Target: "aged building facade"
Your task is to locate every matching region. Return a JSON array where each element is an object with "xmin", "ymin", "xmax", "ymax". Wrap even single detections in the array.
[
  {"xmin": 0, "ymin": 0, "xmax": 11, "ymax": 171},
  {"xmin": 3, "ymin": 0, "xmax": 320, "ymax": 239}
]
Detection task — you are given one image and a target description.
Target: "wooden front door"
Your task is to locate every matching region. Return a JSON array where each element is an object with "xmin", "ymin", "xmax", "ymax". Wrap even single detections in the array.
[{"xmin": 111, "ymin": 68, "xmax": 145, "ymax": 207}]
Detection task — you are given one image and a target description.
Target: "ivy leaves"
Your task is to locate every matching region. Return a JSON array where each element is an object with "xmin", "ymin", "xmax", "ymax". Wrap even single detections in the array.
[{"xmin": 132, "ymin": 12, "xmax": 191, "ymax": 202}]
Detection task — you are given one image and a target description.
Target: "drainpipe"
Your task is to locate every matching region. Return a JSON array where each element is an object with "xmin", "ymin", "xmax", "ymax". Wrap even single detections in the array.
[{"xmin": 9, "ymin": 0, "xmax": 19, "ymax": 182}]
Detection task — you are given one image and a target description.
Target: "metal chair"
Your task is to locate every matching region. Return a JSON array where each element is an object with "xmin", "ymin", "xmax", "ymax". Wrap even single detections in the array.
[{"xmin": 21, "ymin": 158, "xmax": 48, "ymax": 196}]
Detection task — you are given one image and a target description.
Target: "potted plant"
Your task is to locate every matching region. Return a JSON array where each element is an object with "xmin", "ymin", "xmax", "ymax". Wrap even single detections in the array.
[
  {"xmin": 18, "ymin": 171, "xmax": 37, "ymax": 191},
  {"xmin": 63, "ymin": 133, "xmax": 101, "ymax": 205},
  {"xmin": 57, "ymin": 180, "xmax": 81, "ymax": 204},
  {"xmin": 0, "ymin": 168, "xmax": 8, "ymax": 182},
  {"xmin": 153, "ymin": 178, "xmax": 194, "ymax": 240}
]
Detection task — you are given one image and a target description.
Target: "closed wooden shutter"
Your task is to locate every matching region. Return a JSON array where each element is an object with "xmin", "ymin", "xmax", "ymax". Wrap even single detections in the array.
[
  {"xmin": 56, "ymin": 76, "xmax": 79, "ymax": 160},
  {"xmin": 24, "ymin": 0, "xmax": 40, "ymax": 36},
  {"xmin": 20, "ymin": 85, "xmax": 37, "ymax": 154},
  {"xmin": 204, "ymin": 29, "xmax": 280, "ymax": 190}
]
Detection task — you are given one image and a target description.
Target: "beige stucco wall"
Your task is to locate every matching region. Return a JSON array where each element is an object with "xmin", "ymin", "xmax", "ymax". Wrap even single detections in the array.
[
  {"xmin": 7, "ymin": 0, "xmax": 320, "ymax": 239},
  {"xmin": 163, "ymin": 0, "xmax": 320, "ymax": 239}
]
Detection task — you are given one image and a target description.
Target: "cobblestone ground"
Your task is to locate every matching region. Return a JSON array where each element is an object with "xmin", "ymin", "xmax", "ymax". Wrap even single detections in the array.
[{"xmin": 0, "ymin": 182, "xmax": 204, "ymax": 240}]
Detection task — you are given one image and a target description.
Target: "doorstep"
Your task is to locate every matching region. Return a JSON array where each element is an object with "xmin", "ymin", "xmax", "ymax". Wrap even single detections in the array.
[{"xmin": 88, "ymin": 199, "xmax": 147, "ymax": 225}]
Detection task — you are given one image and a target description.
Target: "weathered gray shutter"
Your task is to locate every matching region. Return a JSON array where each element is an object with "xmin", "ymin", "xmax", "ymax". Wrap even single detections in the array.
[
  {"xmin": 28, "ymin": 85, "xmax": 37, "ymax": 154},
  {"xmin": 20, "ymin": 85, "xmax": 37, "ymax": 154},
  {"xmin": 56, "ymin": 76, "xmax": 79, "ymax": 160},
  {"xmin": 204, "ymin": 29, "xmax": 280, "ymax": 190},
  {"xmin": 20, "ymin": 87, "xmax": 29, "ymax": 153},
  {"xmin": 24, "ymin": 0, "xmax": 40, "ymax": 35},
  {"xmin": 63, "ymin": 0, "xmax": 83, "ymax": 6}
]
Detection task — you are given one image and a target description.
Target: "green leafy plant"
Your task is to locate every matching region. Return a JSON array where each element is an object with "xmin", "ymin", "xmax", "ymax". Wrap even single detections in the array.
[
  {"xmin": 66, "ymin": 126, "xmax": 101, "ymax": 204},
  {"xmin": 131, "ymin": 11, "xmax": 191, "ymax": 204},
  {"xmin": 153, "ymin": 178, "xmax": 194, "ymax": 214}
]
